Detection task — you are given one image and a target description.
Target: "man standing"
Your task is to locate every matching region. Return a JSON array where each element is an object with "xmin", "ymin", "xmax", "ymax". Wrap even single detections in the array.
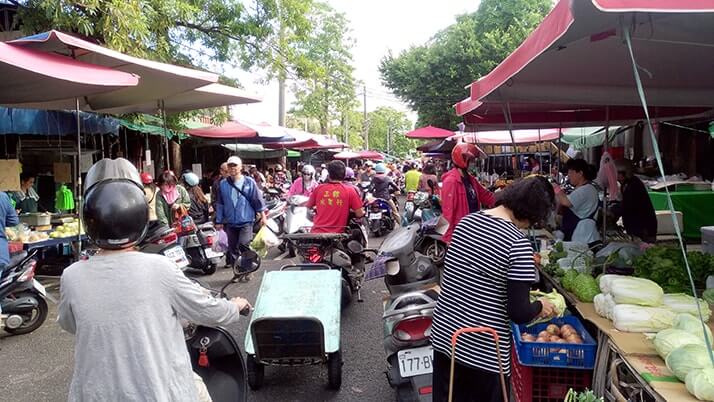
[
  {"xmin": 319, "ymin": 163, "xmax": 329, "ymax": 183},
  {"xmin": 211, "ymin": 162, "xmax": 229, "ymax": 212},
  {"xmin": 307, "ymin": 161, "xmax": 365, "ymax": 234},
  {"xmin": 613, "ymin": 159, "xmax": 657, "ymax": 243},
  {"xmin": 215, "ymin": 156, "xmax": 266, "ymax": 280},
  {"xmin": 404, "ymin": 163, "xmax": 422, "ymax": 193},
  {"xmin": 0, "ymin": 191, "xmax": 19, "ymax": 275}
]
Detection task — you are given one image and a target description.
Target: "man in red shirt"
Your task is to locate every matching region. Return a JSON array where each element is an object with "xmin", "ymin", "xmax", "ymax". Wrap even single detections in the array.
[{"xmin": 307, "ymin": 161, "xmax": 365, "ymax": 233}]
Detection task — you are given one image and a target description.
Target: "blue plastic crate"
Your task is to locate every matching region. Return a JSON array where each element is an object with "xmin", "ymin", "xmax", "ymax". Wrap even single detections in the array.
[{"xmin": 511, "ymin": 315, "xmax": 597, "ymax": 369}]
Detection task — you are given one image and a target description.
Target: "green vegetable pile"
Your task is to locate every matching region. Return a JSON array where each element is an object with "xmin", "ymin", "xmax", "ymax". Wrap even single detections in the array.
[
  {"xmin": 562, "ymin": 269, "xmax": 579, "ymax": 291},
  {"xmin": 572, "ymin": 273, "xmax": 599, "ymax": 302},
  {"xmin": 633, "ymin": 246, "xmax": 714, "ymax": 293},
  {"xmin": 705, "ymin": 289, "xmax": 714, "ymax": 305},
  {"xmin": 542, "ymin": 241, "xmax": 568, "ymax": 278},
  {"xmin": 564, "ymin": 388, "xmax": 603, "ymax": 402}
]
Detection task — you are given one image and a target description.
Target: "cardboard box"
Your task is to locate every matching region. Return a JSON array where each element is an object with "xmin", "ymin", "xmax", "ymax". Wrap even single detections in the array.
[
  {"xmin": 0, "ymin": 159, "xmax": 21, "ymax": 191},
  {"xmin": 624, "ymin": 354, "xmax": 699, "ymax": 402},
  {"xmin": 53, "ymin": 162, "xmax": 72, "ymax": 183}
]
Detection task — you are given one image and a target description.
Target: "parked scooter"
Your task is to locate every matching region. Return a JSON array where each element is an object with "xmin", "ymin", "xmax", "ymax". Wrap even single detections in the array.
[
  {"xmin": 184, "ymin": 263, "xmax": 254, "ymax": 402},
  {"xmin": 176, "ymin": 216, "xmax": 222, "ymax": 275},
  {"xmin": 0, "ymin": 250, "xmax": 48, "ymax": 335},
  {"xmin": 414, "ymin": 215, "xmax": 448, "ymax": 268},
  {"xmin": 367, "ymin": 224, "xmax": 440, "ymax": 402},
  {"xmin": 366, "ymin": 197, "xmax": 395, "ymax": 237},
  {"xmin": 138, "ymin": 220, "xmax": 191, "ymax": 270}
]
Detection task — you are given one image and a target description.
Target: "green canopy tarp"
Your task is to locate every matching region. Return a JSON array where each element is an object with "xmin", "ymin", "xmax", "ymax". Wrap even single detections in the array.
[
  {"xmin": 118, "ymin": 115, "xmax": 188, "ymax": 140},
  {"xmin": 560, "ymin": 126, "xmax": 624, "ymax": 150},
  {"xmin": 222, "ymin": 144, "xmax": 286, "ymax": 159}
]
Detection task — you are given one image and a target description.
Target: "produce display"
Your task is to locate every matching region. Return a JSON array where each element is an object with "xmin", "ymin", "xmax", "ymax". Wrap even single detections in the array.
[
  {"xmin": 686, "ymin": 368, "xmax": 714, "ymax": 402},
  {"xmin": 564, "ymin": 388, "xmax": 603, "ymax": 402},
  {"xmin": 5, "ymin": 225, "xmax": 49, "ymax": 243},
  {"xmin": 611, "ymin": 304, "xmax": 675, "ymax": 333},
  {"xmin": 634, "ymin": 246, "xmax": 714, "ymax": 293},
  {"xmin": 49, "ymin": 219, "xmax": 84, "ymax": 238},
  {"xmin": 528, "ymin": 290, "xmax": 566, "ymax": 324},
  {"xmin": 519, "ymin": 323, "xmax": 584, "ymax": 344}
]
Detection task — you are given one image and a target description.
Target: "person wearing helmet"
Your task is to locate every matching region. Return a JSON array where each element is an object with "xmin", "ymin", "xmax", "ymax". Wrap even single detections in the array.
[
  {"xmin": 372, "ymin": 163, "xmax": 401, "ymax": 223},
  {"xmin": 307, "ymin": 161, "xmax": 365, "ymax": 233},
  {"xmin": 155, "ymin": 170, "xmax": 191, "ymax": 226},
  {"xmin": 343, "ymin": 167, "xmax": 361, "ymax": 198},
  {"xmin": 441, "ymin": 143, "xmax": 495, "ymax": 244},
  {"xmin": 288, "ymin": 164, "xmax": 319, "ymax": 198},
  {"xmin": 215, "ymin": 156, "xmax": 267, "ymax": 279},
  {"xmin": 272, "ymin": 164, "xmax": 288, "ymax": 188},
  {"xmin": 57, "ymin": 158, "xmax": 250, "ymax": 402},
  {"xmin": 184, "ymin": 172, "xmax": 210, "ymax": 224},
  {"xmin": 404, "ymin": 163, "xmax": 421, "ymax": 193},
  {"xmin": 611, "ymin": 159, "xmax": 657, "ymax": 243},
  {"xmin": 141, "ymin": 172, "xmax": 159, "ymax": 222}
]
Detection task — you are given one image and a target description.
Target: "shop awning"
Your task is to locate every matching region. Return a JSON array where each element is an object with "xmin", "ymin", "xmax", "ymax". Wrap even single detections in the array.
[
  {"xmin": 560, "ymin": 126, "xmax": 625, "ymax": 149},
  {"xmin": 117, "ymin": 115, "xmax": 186, "ymax": 140},
  {"xmin": 405, "ymin": 125, "xmax": 454, "ymax": 139},
  {"xmin": 0, "ymin": 107, "xmax": 120, "ymax": 135},
  {"xmin": 455, "ymin": 0, "xmax": 714, "ymax": 127},
  {"xmin": 264, "ymin": 129, "xmax": 346, "ymax": 150},
  {"xmin": 333, "ymin": 150, "xmax": 362, "ymax": 160},
  {"xmin": 9, "ymin": 30, "xmax": 217, "ymax": 112},
  {"xmin": 185, "ymin": 120, "xmax": 294, "ymax": 143},
  {"xmin": 0, "ymin": 41, "xmax": 138, "ymax": 104},
  {"xmin": 358, "ymin": 150, "xmax": 385, "ymax": 160},
  {"xmin": 451, "ymin": 129, "xmax": 561, "ymax": 145},
  {"xmin": 222, "ymin": 144, "xmax": 286, "ymax": 159}
]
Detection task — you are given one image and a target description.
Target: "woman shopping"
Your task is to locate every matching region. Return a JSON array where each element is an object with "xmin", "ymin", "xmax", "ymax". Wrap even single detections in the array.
[
  {"xmin": 183, "ymin": 172, "xmax": 210, "ymax": 225},
  {"xmin": 156, "ymin": 171, "xmax": 191, "ymax": 226},
  {"xmin": 555, "ymin": 159, "xmax": 601, "ymax": 245},
  {"xmin": 430, "ymin": 176, "xmax": 557, "ymax": 402}
]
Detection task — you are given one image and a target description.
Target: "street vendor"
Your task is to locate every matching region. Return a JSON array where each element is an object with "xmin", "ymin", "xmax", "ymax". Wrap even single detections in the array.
[
  {"xmin": 11, "ymin": 172, "xmax": 39, "ymax": 213},
  {"xmin": 554, "ymin": 159, "xmax": 601, "ymax": 245},
  {"xmin": 612, "ymin": 159, "xmax": 657, "ymax": 243}
]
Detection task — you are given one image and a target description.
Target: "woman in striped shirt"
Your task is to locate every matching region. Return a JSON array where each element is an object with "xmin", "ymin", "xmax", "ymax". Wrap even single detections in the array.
[{"xmin": 431, "ymin": 176, "xmax": 557, "ymax": 402}]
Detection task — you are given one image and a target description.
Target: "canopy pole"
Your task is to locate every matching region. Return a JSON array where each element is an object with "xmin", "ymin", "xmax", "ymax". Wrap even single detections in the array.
[
  {"xmin": 160, "ymin": 100, "xmax": 170, "ymax": 171},
  {"xmin": 500, "ymin": 101, "xmax": 519, "ymax": 176},
  {"xmin": 538, "ymin": 129, "xmax": 543, "ymax": 174},
  {"xmin": 557, "ymin": 124, "xmax": 562, "ymax": 183},
  {"xmin": 603, "ymin": 106, "xmax": 610, "ymax": 243},
  {"xmin": 75, "ymin": 98, "xmax": 82, "ymax": 256}
]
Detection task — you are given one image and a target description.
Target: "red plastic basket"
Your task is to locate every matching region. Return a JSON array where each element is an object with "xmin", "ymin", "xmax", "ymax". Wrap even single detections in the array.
[
  {"xmin": 511, "ymin": 346, "xmax": 593, "ymax": 402},
  {"xmin": 8, "ymin": 241, "xmax": 24, "ymax": 255}
]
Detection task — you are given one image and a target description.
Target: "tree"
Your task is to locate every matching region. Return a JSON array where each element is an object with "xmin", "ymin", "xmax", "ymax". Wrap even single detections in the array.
[
  {"xmin": 379, "ymin": 0, "xmax": 551, "ymax": 129},
  {"xmin": 366, "ymin": 107, "xmax": 415, "ymax": 157},
  {"xmin": 290, "ymin": 3, "xmax": 358, "ymax": 135}
]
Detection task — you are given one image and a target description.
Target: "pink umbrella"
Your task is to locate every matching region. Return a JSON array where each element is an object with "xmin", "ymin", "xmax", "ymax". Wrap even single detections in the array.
[
  {"xmin": 0, "ymin": 42, "xmax": 138, "ymax": 104},
  {"xmin": 333, "ymin": 151, "xmax": 362, "ymax": 160},
  {"xmin": 184, "ymin": 121, "xmax": 256, "ymax": 139},
  {"xmin": 405, "ymin": 125, "xmax": 455, "ymax": 139},
  {"xmin": 358, "ymin": 150, "xmax": 385, "ymax": 160}
]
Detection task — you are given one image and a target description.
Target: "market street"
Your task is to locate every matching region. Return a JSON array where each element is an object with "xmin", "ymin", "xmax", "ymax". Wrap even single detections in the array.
[{"xmin": 0, "ymin": 234, "xmax": 395, "ymax": 402}]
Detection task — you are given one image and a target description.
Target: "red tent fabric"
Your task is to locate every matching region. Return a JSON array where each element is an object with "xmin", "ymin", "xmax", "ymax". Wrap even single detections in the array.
[
  {"xmin": 0, "ymin": 42, "xmax": 138, "ymax": 104},
  {"xmin": 184, "ymin": 121, "xmax": 256, "ymax": 139},
  {"xmin": 358, "ymin": 150, "xmax": 384, "ymax": 160},
  {"xmin": 405, "ymin": 125, "xmax": 454, "ymax": 139},
  {"xmin": 455, "ymin": 0, "xmax": 714, "ymax": 128},
  {"xmin": 451, "ymin": 129, "xmax": 561, "ymax": 144},
  {"xmin": 333, "ymin": 151, "xmax": 362, "ymax": 160}
]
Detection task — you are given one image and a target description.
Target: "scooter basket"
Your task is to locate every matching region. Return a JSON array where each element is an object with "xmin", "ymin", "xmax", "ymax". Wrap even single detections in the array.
[{"xmin": 251, "ymin": 317, "xmax": 325, "ymax": 363}]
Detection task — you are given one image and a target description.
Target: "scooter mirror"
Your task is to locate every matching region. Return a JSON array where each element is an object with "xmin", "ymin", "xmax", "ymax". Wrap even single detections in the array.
[{"xmin": 347, "ymin": 240, "xmax": 363, "ymax": 254}]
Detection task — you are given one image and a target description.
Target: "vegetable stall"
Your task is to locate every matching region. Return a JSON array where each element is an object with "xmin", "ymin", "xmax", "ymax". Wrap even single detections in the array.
[{"xmin": 536, "ymin": 242, "xmax": 714, "ymax": 401}]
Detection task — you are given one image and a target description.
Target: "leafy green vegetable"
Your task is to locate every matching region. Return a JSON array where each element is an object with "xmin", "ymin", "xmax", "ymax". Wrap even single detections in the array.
[
  {"xmin": 633, "ymin": 246, "xmax": 714, "ymax": 293},
  {"xmin": 564, "ymin": 388, "xmax": 603, "ymax": 402},
  {"xmin": 572, "ymin": 273, "xmax": 599, "ymax": 302},
  {"xmin": 686, "ymin": 368, "xmax": 714, "ymax": 401},
  {"xmin": 666, "ymin": 344, "xmax": 714, "ymax": 381},
  {"xmin": 562, "ymin": 269, "xmax": 579, "ymax": 291},
  {"xmin": 705, "ymin": 289, "xmax": 714, "ymax": 305},
  {"xmin": 554, "ymin": 241, "xmax": 564, "ymax": 253}
]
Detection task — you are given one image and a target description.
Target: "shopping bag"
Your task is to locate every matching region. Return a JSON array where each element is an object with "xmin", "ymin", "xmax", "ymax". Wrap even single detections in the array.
[
  {"xmin": 212, "ymin": 229, "xmax": 228, "ymax": 253},
  {"xmin": 261, "ymin": 225, "xmax": 281, "ymax": 248}
]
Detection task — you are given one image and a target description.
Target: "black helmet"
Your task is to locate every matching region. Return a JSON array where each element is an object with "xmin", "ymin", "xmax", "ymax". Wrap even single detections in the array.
[{"xmin": 83, "ymin": 158, "xmax": 148, "ymax": 250}]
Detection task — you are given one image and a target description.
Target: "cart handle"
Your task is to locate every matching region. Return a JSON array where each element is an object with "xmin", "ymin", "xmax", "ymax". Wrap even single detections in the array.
[
  {"xmin": 449, "ymin": 327, "xmax": 508, "ymax": 402},
  {"xmin": 280, "ymin": 263, "xmax": 333, "ymax": 271}
]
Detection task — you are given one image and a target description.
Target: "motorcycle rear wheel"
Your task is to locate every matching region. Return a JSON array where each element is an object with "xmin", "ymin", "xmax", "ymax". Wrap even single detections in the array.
[
  {"xmin": 4, "ymin": 294, "xmax": 48, "ymax": 335},
  {"xmin": 247, "ymin": 355, "xmax": 264, "ymax": 390},
  {"xmin": 340, "ymin": 278, "xmax": 352, "ymax": 309},
  {"xmin": 327, "ymin": 351, "xmax": 342, "ymax": 390}
]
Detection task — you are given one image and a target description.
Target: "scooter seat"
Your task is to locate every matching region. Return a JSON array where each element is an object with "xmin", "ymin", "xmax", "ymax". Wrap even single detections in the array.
[{"xmin": 8, "ymin": 251, "xmax": 28, "ymax": 268}]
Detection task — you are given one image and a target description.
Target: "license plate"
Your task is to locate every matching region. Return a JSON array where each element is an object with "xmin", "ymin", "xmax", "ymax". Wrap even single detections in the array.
[
  {"xmin": 32, "ymin": 279, "xmax": 46, "ymax": 296},
  {"xmin": 369, "ymin": 212, "xmax": 382, "ymax": 220},
  {"xmin": 165, "ymin": 247, "xmax": 189, "ymax": 268},
  {"xmin": 397, "ymin": 346, "xmax": 434, "ymax": 378},
  {"xmin": 205, "ymin": 248, "xmax": 223, "ymax": 259}
]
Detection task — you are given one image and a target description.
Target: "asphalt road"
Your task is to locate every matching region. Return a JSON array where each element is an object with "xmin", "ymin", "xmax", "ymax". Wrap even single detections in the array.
[{"xmin": 0, "ymin": 233, "xmax": 396, "ymax": 402}]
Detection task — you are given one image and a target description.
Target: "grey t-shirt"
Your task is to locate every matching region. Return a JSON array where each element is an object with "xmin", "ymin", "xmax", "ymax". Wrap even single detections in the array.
[
  {"xmin": 567, "ymin": 183, "xmax": 601, "ymax": 243},
  {"xmin": 58, "ymin": 251, "xmax": 240, "ymax": 402}
]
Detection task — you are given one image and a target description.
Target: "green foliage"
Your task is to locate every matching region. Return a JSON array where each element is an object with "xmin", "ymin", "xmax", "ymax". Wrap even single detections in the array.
[
  {"xmin": 366, "ymin": 107, "xmax": 415, "ymax": 157},
  {"xmin": 379, "ymin": 0, "xmax": 551, "ymax": 128},
  {"xmin": 634, "ymin": 247, "xmax": 714, "ymax": 293}
]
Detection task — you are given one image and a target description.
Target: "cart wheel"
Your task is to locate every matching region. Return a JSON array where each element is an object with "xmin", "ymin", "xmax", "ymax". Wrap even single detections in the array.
[
  {"xmin": 203, "ymin": 263, "xmax": 217, "ymax": 275},
  {"xmin": 247, "ymin": 355, "xmax": 264, "ymax": 390},
  {"xmin": 327, "ymin": 351, "xmax": 342, "ymax": 390},
  {"xmin": 340, "ymin": 278, "xmax": 352, "ymax": 309}
]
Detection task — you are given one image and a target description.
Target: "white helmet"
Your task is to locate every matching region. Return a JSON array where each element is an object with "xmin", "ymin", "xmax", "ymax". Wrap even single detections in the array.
[{"xmin": 302, "ymin": 165, "xmax": 316, "ymax": 177}]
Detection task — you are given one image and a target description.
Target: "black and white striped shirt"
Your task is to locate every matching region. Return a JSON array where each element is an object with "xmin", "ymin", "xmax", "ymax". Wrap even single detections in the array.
[{"xmin": 431, "ymin": 211, "xmax": 536, "ymax": 375}]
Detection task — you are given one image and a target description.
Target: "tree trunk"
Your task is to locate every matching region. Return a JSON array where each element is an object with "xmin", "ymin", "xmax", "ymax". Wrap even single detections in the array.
[{"xmin": 170, "ymin": 140, "xmax": 182, "ymax": 173}]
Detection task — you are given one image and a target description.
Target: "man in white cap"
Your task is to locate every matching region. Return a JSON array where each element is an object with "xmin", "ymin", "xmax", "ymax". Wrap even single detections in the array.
[
  {"xmin": 319, "ymin": 163, "xmax": 329, "ymax": 183},
  {"xmin": 214, "ymin": 156, "xmax": 266, "ymax": 280}
]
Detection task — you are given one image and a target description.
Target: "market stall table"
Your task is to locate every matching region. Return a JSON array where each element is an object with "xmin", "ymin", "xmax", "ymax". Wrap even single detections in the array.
[
  {"xmin": 21, "ymin": 235, "xmax": 88, "ymax": 251},
  {"xmin": 649, "ymin": 191, "xmax": 714, "ymax": 239}
]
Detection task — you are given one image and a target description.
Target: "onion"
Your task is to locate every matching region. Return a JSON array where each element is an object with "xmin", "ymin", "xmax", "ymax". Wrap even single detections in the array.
[
  {"xmin": 549, "ymin": 335, "xmax": 562, "ymax": 342},
  {"xmin": 555, "ymin": 338, "xmax": 567, "ymax": 343},
  {"xmin": 546, "ymin": 324, "xmax": 560, "ymax": 335},
  {"xmin": 538, "ymin": 330, "xmax": 549, "ymax": 338},
  {"xmin": 521, "ymin": 333, "xmax": 536, "ymax": 342},
  {"xmin": 560, "ymin": 328, "xmax": 574, "ymax": 338},
  {"xmin": 536, "ymin": 336, "xmax": 548, "ymax": 343},
  {"xmin": 566, "ymin": 334, "xmax": 583, "ymax": 344},
  {"xmin": 560, "ymin": 324, "xmax": 575, "ymax": 334}
]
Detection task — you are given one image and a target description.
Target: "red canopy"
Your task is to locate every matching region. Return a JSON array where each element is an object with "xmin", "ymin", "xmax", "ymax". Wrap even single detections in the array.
[
  {"xmin": 0, "ymin": 42, "xmax": 138, "ymax": 104},
  {"xmin": 456, "ymin": 0, "xmax": 714, "ymax": 128},
  {"xmin": 184, "ymin": 121, "xmax": 255, "ymax": 139},
  {"xmin": 10, "ymin": 30, "xmax": 218, "ymax": 112},
  {"xmin": 358, "ymin": 150, "xmax": 385, "ymax": 160},
  {"xmin": 332, "ymin": 151, "xmax": 362, "ymax": 160},
  {"xmin": 405, "ymin": 125, "xmax": 454, "ymax": 139},
  {"xmin": 451, "ymin": 129, "xmax": 561, "ymax": 145}
]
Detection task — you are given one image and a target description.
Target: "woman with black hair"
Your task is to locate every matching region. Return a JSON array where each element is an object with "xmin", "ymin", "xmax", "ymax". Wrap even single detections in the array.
[
  {"xmin": 431, "ymin": 176, "xmax": 557, "ymax": 402},
  {"xmin": 555, "ymin": 159, "xmax": 601, "ymax": 244}
]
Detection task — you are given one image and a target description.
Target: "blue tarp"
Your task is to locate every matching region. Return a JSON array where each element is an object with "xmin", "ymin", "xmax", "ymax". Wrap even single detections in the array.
[{"xmin": 0, "ymin": 107, "xmax": 120, "ymax": 136}]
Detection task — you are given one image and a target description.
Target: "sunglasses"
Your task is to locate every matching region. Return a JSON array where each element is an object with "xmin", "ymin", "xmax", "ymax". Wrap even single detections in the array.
[{"xmin": 228, "ymin": 163, "xmax": 238, "ymax": 168}]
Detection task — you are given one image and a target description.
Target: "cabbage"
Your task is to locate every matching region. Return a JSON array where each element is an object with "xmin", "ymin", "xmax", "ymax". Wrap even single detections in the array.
[
  {"xmin": 675, "ymin": 313, "xmax": 714, "ymax": 346},
  {"xmin": 609, "ymin": 277, "xmax": 664, "ymax": 306},
  {"xmin": 704, "ymin": 289, "xmax": 714, "ymax": 305},
  {"xmin": 653, "ymin": 328, "xmax": 705, "ymax": 359},
  {"xmin": 594, "ymin": 294, "xmax": 608, "ymax": 318},
  {"xmin": 664, "ymin": 294, "xmax": 712, "ymax": 321},
  {"xmin": 612, "ymin": 305, "xmax": 675, "ymax": 333},
  {"xmin": 599, "ymin": 274, "xmax": 628, "ymax": 294},
  {"xmin": 666, "ymin": 344, "xmax": 714, "ymax": 381},
  {"xmin": 562, "ymin": 269, "xmax": 579, "ymax": 291},
  {"xmin": 573, "ymin": 273, "xmax": 599, "ymax": 302},
  {"xmin": 686, "ymin": 368, "xmax": 714, "ymax": 401},
  {"xmin": 529, "ymin": 290, "xmax": 566, "ymax": 325}
]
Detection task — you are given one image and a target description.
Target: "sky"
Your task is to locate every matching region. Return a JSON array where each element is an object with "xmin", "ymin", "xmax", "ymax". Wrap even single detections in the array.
[{"xmin": 231, "ymin": 0, "xmax": 479, "ymax": 127}]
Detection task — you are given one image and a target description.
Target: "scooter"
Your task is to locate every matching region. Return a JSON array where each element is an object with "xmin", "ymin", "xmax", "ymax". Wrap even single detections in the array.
[
  {"xmin": 366, "ymin": 197, "xmax": 395, "ymax": 237},
  {"xmin": 414, "ymin": 215, "xmax": 449, "ymax": 268},
  {"xmin": 176, "ymin": 216, "xmax": 220, "ymax": 275},
  {"xmin": 367, "ymin": 224, "xmax": 440, "ymax": 402},
  {"xmin": 184, "ymin": 263, "xmax": 254, "ymax": 402},
  {"xmin": 139, "ymin": 220, "xmax": 190, "ymax": 270},
  {"xmin": 0, "ymin": 250, "xmax": 48, "ymax": 335}
]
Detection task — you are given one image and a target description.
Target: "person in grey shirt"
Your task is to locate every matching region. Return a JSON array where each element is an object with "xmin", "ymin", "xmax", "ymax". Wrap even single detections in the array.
[{"xmin": 58, "ymin": 158, "xmax": 250, "ymax": 402}]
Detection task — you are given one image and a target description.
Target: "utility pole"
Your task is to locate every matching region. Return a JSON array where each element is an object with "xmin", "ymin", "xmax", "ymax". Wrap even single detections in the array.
[
  {"xmin": 387, "ymin": 123, "xmax": 392, "ymax": 155},
  {"xmin": 362, "ymin": 85, "xmax": 369, "ymax": 150},
  {"xmin": 343, "ymin": 112, "xmax": 349, "ymax": 144}
]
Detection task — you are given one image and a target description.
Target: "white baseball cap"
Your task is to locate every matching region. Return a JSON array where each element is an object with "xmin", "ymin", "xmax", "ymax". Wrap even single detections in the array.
[{"xmin": 227, "ymin": 156, "xmax": 242, "ymax": 166}]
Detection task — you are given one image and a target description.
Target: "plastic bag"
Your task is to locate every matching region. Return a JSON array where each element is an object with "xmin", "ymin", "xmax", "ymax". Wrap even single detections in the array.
[
  {"xmin": 249, "ymin": 226, "xmax": 273, "ymax": 257},
  {"xmin": 212, "ymin": 229, "xmax": 228, "ymax": 253},
  {"xmin": 261, "ymin": 226, "xmax": 281, "ymax": 248}
]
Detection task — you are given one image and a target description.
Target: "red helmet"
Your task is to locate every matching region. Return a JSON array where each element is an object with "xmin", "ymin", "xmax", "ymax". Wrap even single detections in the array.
[
  {"xmin": 451, "ymin": 143, "xmax": 480, "ymax": 169},
  {"xmin": 140, "ymin": 172, "xmax": 154, "ymax": 185}
]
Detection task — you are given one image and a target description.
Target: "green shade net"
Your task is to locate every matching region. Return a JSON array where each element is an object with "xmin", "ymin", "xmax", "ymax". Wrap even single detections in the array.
[
  {"xmin": 118, "ymin": 114, "xmax": 188, "ymax": 140},
  {"xmin": 560, "ymin": 126, "xmax": 623, "ymax": 150},
  {"xmin": 287, "ymin": 150, "xmax": 301, "ymax": 158}
]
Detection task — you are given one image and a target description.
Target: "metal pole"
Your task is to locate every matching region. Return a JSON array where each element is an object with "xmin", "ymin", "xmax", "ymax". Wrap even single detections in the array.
[
  {"xmin": 538, "ymin": 128, "xmax": 543, "ymax": 174},
  {"xmin": 161, "ymin": 100, "xmax": 170, "ymax": 171},
  {"xmin": 75, "ymin": 98, "xmax": 82, "ymax": 255},
  {"xmin": 500, "ymin": 101, "xmax": 519, "ymax": 175},
  {"xmin": 603, "ymin": 106, "xmax": 610, "ymax": 242}
]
